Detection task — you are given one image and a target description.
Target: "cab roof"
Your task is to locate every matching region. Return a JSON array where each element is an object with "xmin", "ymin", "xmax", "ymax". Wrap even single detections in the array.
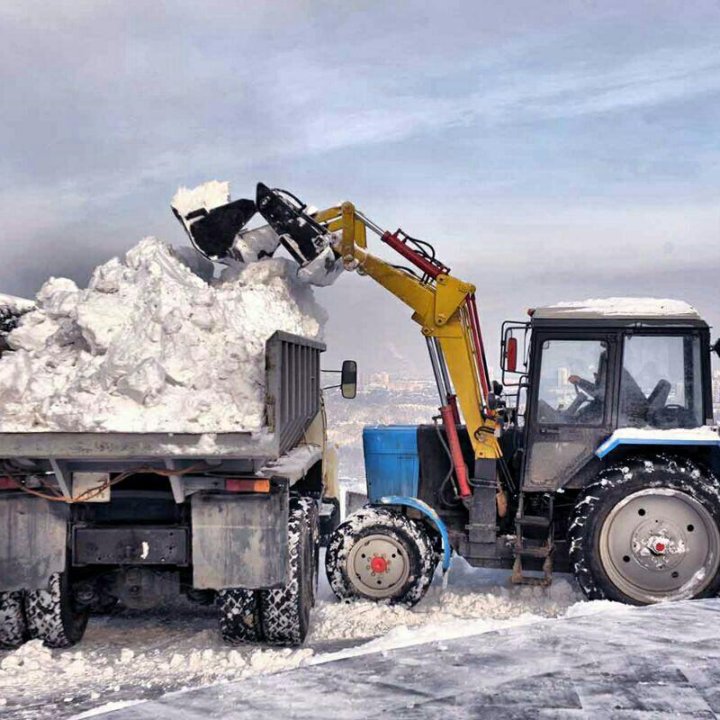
[{"xmin": 531, "ymin": 297, "xmax": 704, "ymax": 323}]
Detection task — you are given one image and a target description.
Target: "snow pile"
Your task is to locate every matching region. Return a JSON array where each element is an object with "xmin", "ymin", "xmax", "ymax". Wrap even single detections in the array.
[
  {"xmin": 310, "ymin": 560, "xmax": 582, "ymax": 645},
  {"xmin": 0, "ymin": 238, "xmax": 325, "ymax": 432},
  {"xmin": 0, "ymin": 293, "xmax": 34, "ymax": 313},
  {"xmin": 0, "ymin": 605, "xmax": 313, "ymax": 719},
  {"xmin": 171, "ymin": 180, "xmax": 230, "ymax": 218}
]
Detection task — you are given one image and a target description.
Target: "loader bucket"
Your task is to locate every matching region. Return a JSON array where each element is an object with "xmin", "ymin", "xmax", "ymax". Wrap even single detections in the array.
[
  {"xmin": 256, "ymin": 183, "xmax": 328, "ymax": 266},
  {"xmin": 173, "ymin": 197, "xmax": 257, "ymax": 260}
]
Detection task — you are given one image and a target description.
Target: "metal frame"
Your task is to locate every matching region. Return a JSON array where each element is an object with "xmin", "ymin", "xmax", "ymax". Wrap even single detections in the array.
[{"xmin": 500, "ymin": 320, "xmax": 531, "ymax": 388}]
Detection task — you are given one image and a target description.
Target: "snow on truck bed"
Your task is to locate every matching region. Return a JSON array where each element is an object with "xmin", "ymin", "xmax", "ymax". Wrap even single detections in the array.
[{"xmin": 0, "ymin": 238, "xmax": 325, "ymax": 433}]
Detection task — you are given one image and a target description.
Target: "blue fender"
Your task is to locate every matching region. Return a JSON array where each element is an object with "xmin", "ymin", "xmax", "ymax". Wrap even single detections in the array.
[{"xmin": 374, "ymin": 495, "xmax": 452, "ymax": 572}]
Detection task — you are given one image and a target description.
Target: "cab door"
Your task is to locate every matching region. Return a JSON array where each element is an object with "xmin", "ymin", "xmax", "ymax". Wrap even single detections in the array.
[{"xmin": 522, "ymin": 331, "xmax": 618, "ymax": 491}]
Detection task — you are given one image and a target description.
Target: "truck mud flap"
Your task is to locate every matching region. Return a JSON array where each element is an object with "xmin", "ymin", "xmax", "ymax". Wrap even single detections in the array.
[
  {"xmin": 191, "ymin": 490, "xmax": 288, "ymax": 590},
  {"xmin": 0, "ymin": 493, "xmax": 68, "ymax": 592}
]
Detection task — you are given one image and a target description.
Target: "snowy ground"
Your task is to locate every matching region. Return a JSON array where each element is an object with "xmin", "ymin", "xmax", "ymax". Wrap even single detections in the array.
[
  {"xmin": 106, "ymin": 598, "xmax": 720, "ymax": 719},
  {"xmin": 0, "ymin": 557, "xmax": 589, "ymax": 719}
]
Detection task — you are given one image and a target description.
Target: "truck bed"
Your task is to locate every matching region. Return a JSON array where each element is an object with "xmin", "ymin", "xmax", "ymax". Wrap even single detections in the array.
[
  {"xmin": 0, "ymin": 331, "xmax": 324, "ymax": 465},
  {"xmin": 0, "ymin": 430, "xmax": 276, "ymax": 460}
]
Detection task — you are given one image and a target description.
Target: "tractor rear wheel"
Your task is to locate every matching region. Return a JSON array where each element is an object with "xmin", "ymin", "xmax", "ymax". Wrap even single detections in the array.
[
  {"xmin": 0, "ymin": 591, "xmax": 26, "ymax": 649},
  {"xmin": 325, "ymin": 506, "xmax": 439, "ymax": 607},
  {"xmin": 569, "ymin": 456, "xmax": 720, "ymax": 604}
]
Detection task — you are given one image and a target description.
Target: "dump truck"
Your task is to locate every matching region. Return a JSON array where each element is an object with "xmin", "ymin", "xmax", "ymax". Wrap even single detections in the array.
[
  {"xmin": 0, "ymin": 331, "xmax": 353, "ymax": 649},
  {"xmin": 183, "ymin": 182, "xmax": 720, "ymax": 609}
]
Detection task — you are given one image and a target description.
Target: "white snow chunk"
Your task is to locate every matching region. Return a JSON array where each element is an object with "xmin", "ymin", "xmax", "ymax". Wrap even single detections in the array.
[
  {"xmin": 232, "ymin": 225, "xmax": 281, "ymax": 264},
  {"xmin": 0, "ymin": 292, "xmax": 34, "ymax": 312},
  {"xmin": 0, "ymin": 237, "xmax": 325, "ymax": 433},
  {"xmin": 260, "ymin": 444, "xmax": 322, "ymax": 482},
  {"xmin": 171, "ymin": 180, "xmax": 230, "ymax": 217}
]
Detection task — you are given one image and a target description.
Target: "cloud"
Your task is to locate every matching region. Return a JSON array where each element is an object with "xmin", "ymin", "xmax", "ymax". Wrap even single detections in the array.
[
  {"xmin": 289, "ymin": 44, "xmax": 720, "ymax": 158},
  {"xmin": 1, "ymin": 0, "xmax": 719, "ymax": 378}
]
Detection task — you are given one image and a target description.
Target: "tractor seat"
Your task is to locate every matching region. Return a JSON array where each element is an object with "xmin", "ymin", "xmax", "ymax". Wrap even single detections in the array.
[{"xmin": 647, "ymin": 379, "xmax": 672, "ymax": 417}]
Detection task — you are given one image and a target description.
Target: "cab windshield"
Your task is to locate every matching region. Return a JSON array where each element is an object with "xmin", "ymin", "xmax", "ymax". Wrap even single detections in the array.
[
  {"xmin": 536, "ymin": 339, "xmax": 608, "ymax": 426},
  {"xmin": 620, "ymin": 334, "xmax": 703, "ymax": 429}
]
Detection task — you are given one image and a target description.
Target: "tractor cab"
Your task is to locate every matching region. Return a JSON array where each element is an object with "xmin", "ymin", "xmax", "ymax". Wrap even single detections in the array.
[{"xmin": 502, "ymin": 299, "xmax": 714, "ymax": 493}]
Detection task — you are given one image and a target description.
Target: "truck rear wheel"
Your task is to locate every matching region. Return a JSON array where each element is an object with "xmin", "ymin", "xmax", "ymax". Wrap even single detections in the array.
[
  {"xmin": 569, "ymin": 457, "xmax": 720, "ymax": 604},
  {"xmin": 325, "ymin": 506, "xmax": 439, "ymax": 607},
  {"xmin": 258, "ymin": 497, "xmax": 318, "ymax": 646},
  {"xmin": 24, "ymin": 573, "xmax": 89, "ymax": 648},
  {"xmin": 217, "ymin": 588, "xmax": 262, "ymax": 644},
  {"xmin": 0, "ymin": 591, "xmax": 26, "ymax": 649}
]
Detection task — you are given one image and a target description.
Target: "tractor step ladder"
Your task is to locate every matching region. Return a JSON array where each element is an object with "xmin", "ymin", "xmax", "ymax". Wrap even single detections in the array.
[{"xmin": 511, "ymin": 493, "xmax": 555, "ymax": 586}]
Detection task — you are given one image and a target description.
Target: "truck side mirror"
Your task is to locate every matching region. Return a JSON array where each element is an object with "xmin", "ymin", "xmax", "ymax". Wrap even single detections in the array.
[
  {"xmin": 505, "ymin": 337, "xmax": 518, "ymax": 373},
  {"xmin": 341, "ymin": 360, "xmax": 357, "ymax": 399},
  {"xmin": 713, "ymin": 339, "xmax": 720, "ymax": 359}
]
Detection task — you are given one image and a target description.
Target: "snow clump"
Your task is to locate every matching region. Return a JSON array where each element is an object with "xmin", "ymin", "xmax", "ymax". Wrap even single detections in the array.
[{"xmin": 0, "ymin": 237, "xmax": 326, "ymax": 432}]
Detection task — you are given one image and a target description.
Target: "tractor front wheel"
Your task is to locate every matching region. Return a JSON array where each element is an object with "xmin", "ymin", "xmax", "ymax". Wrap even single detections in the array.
[{"xmin": 325, "ymin": 506, "xmax": 438, "ymax": 607}]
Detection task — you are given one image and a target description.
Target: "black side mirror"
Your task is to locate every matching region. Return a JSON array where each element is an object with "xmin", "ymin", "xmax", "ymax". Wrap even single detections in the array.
[
  {"xmin": 713, "ymin": 339, "xmax": 720, "ymax": 359},
  {"xmin": 341, "ymin": 360, "xmax": 357, "ymax": 399}
]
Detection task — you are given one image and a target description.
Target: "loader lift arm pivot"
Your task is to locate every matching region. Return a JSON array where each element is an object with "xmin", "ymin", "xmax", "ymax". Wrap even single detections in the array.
[{"xmin": 255, "ymin": 184, "xmax": 502, "ymax": 500}]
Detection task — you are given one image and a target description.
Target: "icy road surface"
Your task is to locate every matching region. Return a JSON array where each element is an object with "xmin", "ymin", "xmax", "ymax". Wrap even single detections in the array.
[
  {"xmin": 103, "ymin": 598, "xmax": 720, "ymax": 720},
  {"xmin": 0, "ymin": 558, "xmax": 584, "ymax": 719}
]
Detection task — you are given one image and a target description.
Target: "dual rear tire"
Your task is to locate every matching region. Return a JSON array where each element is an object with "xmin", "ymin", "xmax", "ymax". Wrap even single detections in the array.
[
  {"xmin": 0, "ymin": 573, "xmax": 89, "ymax": 650},
  {"xmin": 218, "ymin": 496, "xmax": 319, "ymax": 646}
]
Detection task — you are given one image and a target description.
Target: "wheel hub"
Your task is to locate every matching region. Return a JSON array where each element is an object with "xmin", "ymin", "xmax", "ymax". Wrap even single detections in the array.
[
  {"xmin": 599, "ymin": 488, "xmax": 720, "ymax": 603},
  {"xmin": 347, "ymin": 534, "xmax": 410, "ymax": 599},
  {"xmin": 631, "ymin": 522, "xmax": 685, "ymax": 571}
]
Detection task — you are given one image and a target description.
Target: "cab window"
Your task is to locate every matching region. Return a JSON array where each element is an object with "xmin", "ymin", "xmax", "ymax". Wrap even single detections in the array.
[
  {"xmin": 536, "ymin": 339, "xmax": 608, "ymax": 425},
  {"xmin": 620, "ymin": 334, "xmax": 703, "ymax": 428}
]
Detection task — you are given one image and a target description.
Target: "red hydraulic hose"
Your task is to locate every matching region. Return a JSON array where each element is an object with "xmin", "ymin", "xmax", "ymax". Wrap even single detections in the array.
[
  {"xmin": 440, "ymin": 404, "xmax": 472, "ymax": 499},
  {"xmin": 465, "ymin": 293, "xmax": 491, "ymax": 404},
  {"xmin": 381, "ymin": 231, "xmax": 448, "ymax": 279},
  {"xmin": 447, "ymin": 394, "xmax": 461, "ymax": 425}
]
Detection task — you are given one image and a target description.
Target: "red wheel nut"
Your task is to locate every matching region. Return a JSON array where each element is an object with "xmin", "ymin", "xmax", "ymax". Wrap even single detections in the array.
[{"xmin": 370, "ymin": 556, "xmax": 388, "ymax": 574}]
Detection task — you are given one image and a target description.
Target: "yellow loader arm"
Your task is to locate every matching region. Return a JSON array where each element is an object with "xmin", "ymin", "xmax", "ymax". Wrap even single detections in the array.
[
  {"xmin": 254, "ymin": 182, "xmax": 503, "ymax": 501},
  {"xmin": 315, "ymin": 202, "xmax": 503, "ymax": 473}
]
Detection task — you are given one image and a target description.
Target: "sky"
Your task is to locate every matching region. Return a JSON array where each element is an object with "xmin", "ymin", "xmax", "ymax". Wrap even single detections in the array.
[{"xmin": 0, "ymin": 0, "xmax": 719, "ymax": 380}]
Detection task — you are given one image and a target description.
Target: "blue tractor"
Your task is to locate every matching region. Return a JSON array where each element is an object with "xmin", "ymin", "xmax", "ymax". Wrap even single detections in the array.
[{"xmin": 183, "ymin": 183, "xmax": 720, "ymax": 609}]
